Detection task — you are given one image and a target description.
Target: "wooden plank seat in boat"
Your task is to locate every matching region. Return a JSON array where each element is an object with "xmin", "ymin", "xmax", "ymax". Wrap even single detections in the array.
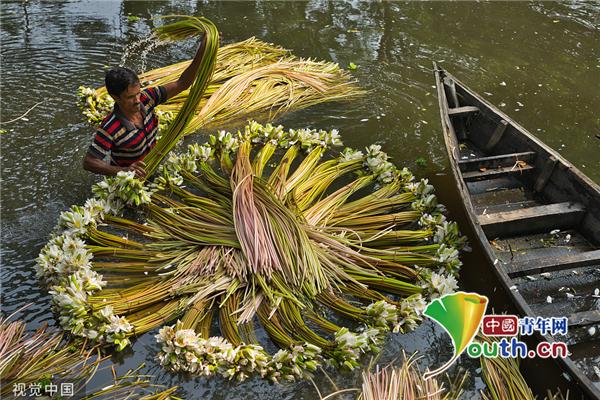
[
  {"xmin": 506, "ymin": 249, "xmax": 600, "ymax": 278},
  {"xmin": 467, "ymin": 175, "xmax": 528, "ymax": 195},
  {"xmin": 475, "ymin": 199, "xmax": 540, "ymax": 215},
  {"xmin": 479, "ymin": 202, "xmax": 586, "ymax": 238},
  {"xmin": 568, "ymin": 310, "xmax": 600, "ymax": 327},
  {"xmin": 459, "ymin": 151, "xmax": 536, "ymax": 172},
  {"xmin": 463, "ymin": 164, "xmax": 534, "ymax": 182},
  {"xmin": 448, "ymin": 105, "xmax": 480, "ymax": 116}
]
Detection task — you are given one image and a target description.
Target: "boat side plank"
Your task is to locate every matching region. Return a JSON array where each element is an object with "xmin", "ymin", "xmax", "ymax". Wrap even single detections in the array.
[
  {"xmin": 535, "ymin": 156, "xmax": 558, "ymax": 193},
  {"xmin": 484, "ymin": 119, "xmax": 508, "ymax": 151}
]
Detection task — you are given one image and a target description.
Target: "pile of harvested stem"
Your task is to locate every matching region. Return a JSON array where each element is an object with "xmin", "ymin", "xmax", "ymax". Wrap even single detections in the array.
[
  {"xmin": 39, "ymin": 120, "xmax": 465, "ymax": 383},
  {"xmin": 82, "ymin": 365, "xmax": 180, "ymax": 400},
  {"xmin": 0, "ymin": 315, "xmax": 178, "ymax": 399},
  {"xmin": 77, "ymin": 37, "xmax": 363, "ymax": 136},
  {"xmin": 0, "ymin": 315, "xmax": 99, "ymax": 397},
  {"xmin": 479, "ymin": 336, "xmax": 568, "ymax": 400},
  {"xmin": 358, "ymin": 354, "xmax": 466, "ymax": 400}
]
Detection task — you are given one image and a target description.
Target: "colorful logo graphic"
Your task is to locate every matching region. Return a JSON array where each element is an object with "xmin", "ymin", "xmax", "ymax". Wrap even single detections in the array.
[
  {"xmin": 423, "ymin": 292, "xmax": 488, "ymax": 379},
  {"xmin": 423, "ymin": 292, "xmax": 570, "ymax": 379},
  {"xmin": 482, "ymin": 315, "xmax": 518, "ymax": 336}
]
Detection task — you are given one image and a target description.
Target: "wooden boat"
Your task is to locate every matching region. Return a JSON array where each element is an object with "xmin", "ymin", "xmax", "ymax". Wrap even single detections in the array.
[{"xmin": 434, "ymin": 64, "xmax": 600, "ymax": 399}]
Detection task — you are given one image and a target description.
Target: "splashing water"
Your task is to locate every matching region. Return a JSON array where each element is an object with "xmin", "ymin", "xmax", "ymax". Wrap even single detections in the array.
[
  {"xmin": 138, "ymin": 37, "xmax": 169, "ymax": 73},
  {"xmin": 119, "ymin": 35, "xmax": 166, "ymax": 73}
]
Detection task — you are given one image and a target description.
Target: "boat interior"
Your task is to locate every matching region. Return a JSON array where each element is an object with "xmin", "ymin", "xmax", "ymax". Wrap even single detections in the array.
[{"xmin": 439, "ymin": 72, "xmax": 600, "ymax": 387}]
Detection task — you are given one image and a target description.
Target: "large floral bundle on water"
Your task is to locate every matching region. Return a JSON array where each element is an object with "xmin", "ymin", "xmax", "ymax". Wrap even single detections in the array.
[
  {"xmin": 38, "ymin": 119, "xmax": 465, "ymax": 383},
  {"xmin": 40, "ymin": 15, "xmax": 464, "ymax": 384},
  {"xmin": 77, "ymin": 36, "xmax": 363, "ymax": 134}
]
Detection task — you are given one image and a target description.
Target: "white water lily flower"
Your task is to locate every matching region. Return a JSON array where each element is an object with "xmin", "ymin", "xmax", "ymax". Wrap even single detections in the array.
[
  {"xmin": 409, "ymin": 294, "xmax": 427, "ymax": 316},
  {"xmin": 366, "ymin": 156, "xmax": 383, "ymax": 171},
  {"xmin": 83, "ymin": 329, "xmax": 99, "ymax": 339},
  {"xmin": 328, "ymin": 129, "xmax": 342, "ymax": 146},
  {"xmin": 378, "ymin": 169, "xmax": 394, "ymax": 183},
  {"xmin": 174, "ymin": 329, "xmax": 198, "ymax": 348},
  {"xmin": 335, "ymin": 330, "xmax": 358, "ymax": 347},
  {"xmin": 363, "ymin": 327, "xmax": 382, "ymax": 344},
  {"xmin": 199, "ymin": 145, "xmax": 212, "ymax": 161},
  {"xmin": 156, "ymin": 325, "xmax": 175, "ymax": 343},
  {"xmin": 271, "ymin": 349, "xmax": 290, "ymax": 364},
  {"xmin": 340, "ymin": 148, "xmax": 363, "ymax": 162},
  {"xmin": 428, "ymin": 272, "xmax": 458, "ymax": 297},
  {"xmin": 184, "ymin": 351, "xmax": 199, "ymax": 364},
  {"xmin": 304, "ymin": 343, "xmax": 321, "ymax": 354},
  {"xmin": 46, "ymin": 243, "xmax": 63, "ymax": 260},
  {"xmin": 66, "ymin": 247, "xmax": 92, "ymax": 267},
  {"xmin": 366, "ymin": 144, "xmax": 382, "ymax": 156},
  {"xmin": 62, "ymin": 235, "xmax": 87, "ymax": 253},
  {"xmin": 366, "ymin": 300, "xmax": 398, "ymax": 328},
  {"xmin": 98, "ymin": 305, "xmax": 114, "ymax": 321},
  {"xmin": 419, "ymin": 213, "xmax": 435, "ymax": 228},
  {"xmin": 84, "ymin": 198, "xmax": 110, "ymax": 218},
  {"xmin": 60, "ymin": 210, "xmax": 88, "ymax": 235},
  {"xmin": 76, "ymin": 268, "xmax": 106, "ymax": 292},
  {"xmin": 107, "ymin": 315, "xmax": 133, "ymax": 334},
  {"xmin": 217, "ymin": 130, "xmax": 228, "ymax": 142}
]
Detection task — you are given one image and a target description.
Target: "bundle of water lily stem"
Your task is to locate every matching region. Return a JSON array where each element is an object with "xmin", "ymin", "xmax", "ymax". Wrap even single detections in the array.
[
  {"xmin": 38, "ymin": 15, "xmax": 465, "ymax": 383},
  {"xmin": 337, "ymin": 344, "xmax": 567, "ymax": 400},
  {"xmin": 77, "ymin": 26, "xmax": 364, "ymax": 137},
  {"xmin": 478, "ymin": 336, "xmax": 569, "ymax": 400},
  {"xmin": 0, "ymin": 313, "xmax": 179, "ymax": 399}
]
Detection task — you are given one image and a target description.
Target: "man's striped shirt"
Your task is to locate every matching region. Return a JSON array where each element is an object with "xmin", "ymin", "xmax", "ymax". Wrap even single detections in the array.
[{"xmin": 87, "ymin": 86, "xmax": 166, "ymax": 166}]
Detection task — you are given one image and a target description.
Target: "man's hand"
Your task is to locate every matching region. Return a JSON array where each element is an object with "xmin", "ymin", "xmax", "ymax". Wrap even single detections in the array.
[
  {"xmin": 83, "ymin": 153, "xmax": 148, "ymax": 178},
  {"xmin": 127, "ymin": 161, "xmax": 146, "ymax": 179}
]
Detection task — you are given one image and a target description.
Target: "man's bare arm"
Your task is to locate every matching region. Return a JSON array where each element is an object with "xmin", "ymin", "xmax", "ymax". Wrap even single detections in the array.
[
  {"xmin": 83, "ymin": 153, "xmax": 146, "ymax": 178},
  {"xmin": 163, "ymin": 35, "xmax": 208, "ymax": 100}
]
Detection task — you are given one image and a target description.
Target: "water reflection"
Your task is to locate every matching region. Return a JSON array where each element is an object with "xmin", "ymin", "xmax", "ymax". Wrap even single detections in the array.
[{"xmin": 1, "ymin": 1, "xmax": 599, "ymax": 398}]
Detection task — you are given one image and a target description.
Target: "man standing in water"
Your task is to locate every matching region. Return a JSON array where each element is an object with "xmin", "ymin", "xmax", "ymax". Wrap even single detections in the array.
[{"xmin": 83, "ymin": 35, "xmax": 207, "ymax": 179}]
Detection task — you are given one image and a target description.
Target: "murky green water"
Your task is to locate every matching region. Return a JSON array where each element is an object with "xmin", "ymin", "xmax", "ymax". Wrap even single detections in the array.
[{"xmin": 1, "ymin": 1, "xmax": 599, "ymax": 398}]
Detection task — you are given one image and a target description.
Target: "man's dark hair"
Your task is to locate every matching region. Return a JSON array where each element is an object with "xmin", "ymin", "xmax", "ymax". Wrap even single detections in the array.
[{"xmin": 105, "ymin": 67, "xmax": 140, "ymax": 97}]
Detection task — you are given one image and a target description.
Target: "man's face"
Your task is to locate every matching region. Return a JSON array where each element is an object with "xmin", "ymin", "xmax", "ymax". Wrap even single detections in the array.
[{"xmin": 114, "ymin": 83, "xmax": 141, "ymax": 115}]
